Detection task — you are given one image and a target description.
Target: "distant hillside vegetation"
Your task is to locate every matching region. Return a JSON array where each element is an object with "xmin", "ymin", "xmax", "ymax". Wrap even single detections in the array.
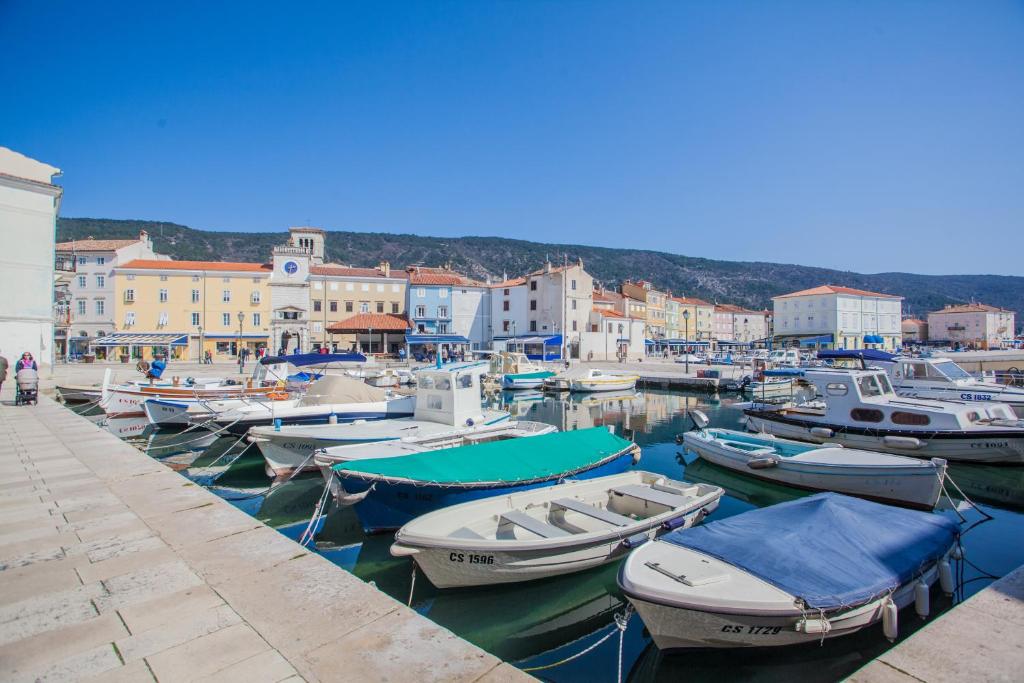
[{"xmin": 58, "ymin": 217, "xmax": 1024, "ymax": 320}]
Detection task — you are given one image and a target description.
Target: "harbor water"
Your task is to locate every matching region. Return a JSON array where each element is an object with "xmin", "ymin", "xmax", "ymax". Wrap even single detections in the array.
[{"xmin": 81, "ymin": 388, "xmax": 1024, "ymax": 682}]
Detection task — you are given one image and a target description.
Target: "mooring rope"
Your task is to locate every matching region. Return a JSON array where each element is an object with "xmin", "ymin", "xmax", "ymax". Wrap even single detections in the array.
[
  {"xmin": 521, "ymin": 605, "xmax": 632, "ymax": 675},
  {"xmin": 298, "ymin": 479, "xmax": 333, "ymax": 547}
]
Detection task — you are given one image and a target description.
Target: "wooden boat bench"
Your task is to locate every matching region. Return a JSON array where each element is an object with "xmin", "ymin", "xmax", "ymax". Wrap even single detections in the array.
[
  {"xmin": 500, "ymin": 510, "xmax": 571, "ymax": 538},
  {"xmin": 611, "ymin": 484, "xmax": 687, "ymax": 509},
  {"xmin": 552, "ymin": 498, "xmax": 634, "ymax": 526}
]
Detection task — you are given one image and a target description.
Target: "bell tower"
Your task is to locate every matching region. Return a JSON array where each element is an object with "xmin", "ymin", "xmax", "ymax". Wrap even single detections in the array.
[{"xmin": 288, "ymin": 227, "xmax": 325, "ymax": 264}]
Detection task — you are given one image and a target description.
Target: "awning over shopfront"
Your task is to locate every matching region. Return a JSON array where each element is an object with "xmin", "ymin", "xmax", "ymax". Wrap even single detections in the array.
[
  {"xmin": 503, "ymin": 334, "xmax": 562, "ymax": 361},
  {"xmin": 863, "ymin": 334, "xmax": 884, "ymax": 344},
  {"xmin": 798, "ymin": 334, "xmax": 835, "ymax": 346},
  {"xmin": 92, "ymin": 333, "xmax": 189, "ymax": 347},
  {"xmin": 405, "ymin": 334, "xmax": 471, "ymax": 345},
  {"xmin": 716, "ymin": 340, "xmax": 752, "ymax": 347}
]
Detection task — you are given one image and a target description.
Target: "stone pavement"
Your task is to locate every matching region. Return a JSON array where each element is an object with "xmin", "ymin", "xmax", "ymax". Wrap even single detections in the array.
[
  {"xmin": 0, "ymin": 393, "xmax": 531, "ymax": 682},
  {"xmin": 848, "ymin": 565, "xmax": 1024, "ymax": 682}
]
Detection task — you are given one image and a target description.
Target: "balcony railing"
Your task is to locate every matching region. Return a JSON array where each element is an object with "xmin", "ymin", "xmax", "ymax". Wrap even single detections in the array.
[{"xmin": 54, "ymin": 255, "xmax": 77, "ymax": 273}]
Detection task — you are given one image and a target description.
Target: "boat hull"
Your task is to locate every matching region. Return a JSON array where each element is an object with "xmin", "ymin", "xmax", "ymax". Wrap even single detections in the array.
[
  {"xmin": 142, "ymin": 399, "xmax": 192, "ymax": 427},
  {"xmin": 502, "ymin": 376, "xmax": 552, "ymax": 390},
  {"xmin": 623, "ymin": 561, "xmax": 942, "ymax": 650},
  {"xmin": 684, "ymin": 434, "xmax": 944, "ymax": 510},
  {"xmin": 744, "ymin": 411, "xmax": 1024, "ymax": 464},
  {"xmin": 341, "ymin": 449, "xmax": 638, "ymax": 534},
  {"xmin": 894, "ymin": 384, "xmax": 1024, "ymax": 418},
  {"xmin": 570, "ymin": 377, "xmax": 639, "ymax": 393},
  {"xmin": 404, "ymin": 504, "xmax": 714, "ymax": 588}
]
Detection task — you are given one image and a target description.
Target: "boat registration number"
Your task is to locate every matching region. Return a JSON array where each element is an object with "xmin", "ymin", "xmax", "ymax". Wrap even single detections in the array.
[
  {"xmin": 960, "ymin": 393, "xmax": 993, "ymax": 401},
  {"xmin": 449, "ymin": 552, "xmax": 494, "ymax": 565},
  {"xmin": 720, "ymin": 625, "xmax": 782, "ymax": 635}
]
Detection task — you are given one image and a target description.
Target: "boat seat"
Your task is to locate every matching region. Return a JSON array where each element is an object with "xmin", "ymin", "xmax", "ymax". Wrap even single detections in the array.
[
  {"xmin": 552, "ymin": 498, "xmax": 634, "ymax": 526},
  {"xmin": 499, "ymin": 510, "xmax": 571, "ymax": 538},
  {"xmin": 611, "ymin": 484, "xmax": 687, "ymax": 509}
]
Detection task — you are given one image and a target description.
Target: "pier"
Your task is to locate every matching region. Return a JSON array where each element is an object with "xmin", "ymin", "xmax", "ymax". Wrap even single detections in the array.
[
  {"xmin": 0, "ymin": 391, "xmax": 530, "ymax": 682},
  {"xmin": 849, "ymin": 564, "xmax": 1024, "ymax": 682}
]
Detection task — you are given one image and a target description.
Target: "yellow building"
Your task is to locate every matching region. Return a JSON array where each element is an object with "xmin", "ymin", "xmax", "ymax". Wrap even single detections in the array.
[
  {"xmin": 308, "ymin": 262, "xmax": 408, "ymax": 351},
  {"xmin": 108, "ymin": 259, "xmax": 272, "ymax": 361},
  {"xmin": 621, "ymin": 280, "xmax": 667, "ymax": 338},
  {"xmin": 671, "ymin": 296, "xmax": 715, "ymax": 341}
]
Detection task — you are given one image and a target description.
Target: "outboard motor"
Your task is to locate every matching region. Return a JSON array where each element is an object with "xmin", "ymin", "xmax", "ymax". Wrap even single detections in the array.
[{"xmin": 676, "ymin": 409, "xmax": 711, "ymax": 443}]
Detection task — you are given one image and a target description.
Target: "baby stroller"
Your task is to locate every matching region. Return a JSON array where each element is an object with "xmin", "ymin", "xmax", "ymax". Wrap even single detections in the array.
[{"xmin": 15, "ymin": 368, "xmax": 39, "ymax": 405}]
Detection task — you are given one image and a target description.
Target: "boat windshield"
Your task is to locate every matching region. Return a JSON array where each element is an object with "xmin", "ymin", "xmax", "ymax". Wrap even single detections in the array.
[
  {"xmin": 857, "ymin": 373, "xmax": 894, "ymax": 398},
  {"xmin": 933, "ymin": 360, "xmax": 974, "ymax": 381}
]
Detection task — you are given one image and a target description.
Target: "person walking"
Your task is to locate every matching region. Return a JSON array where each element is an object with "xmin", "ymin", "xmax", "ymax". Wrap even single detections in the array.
[
  {"xmin": 0, "ymin": 350, "xmax": 8, "ymax": 395},
  {"xmin": 15, "ymin": 352, "xmax": 38, "ymax": 372}
]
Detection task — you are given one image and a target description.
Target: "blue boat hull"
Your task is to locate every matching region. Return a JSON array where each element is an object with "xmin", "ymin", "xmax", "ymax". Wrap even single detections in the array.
[{"xmin": 341, "ymin": 449, "xmax": 637, "ymax": 534}]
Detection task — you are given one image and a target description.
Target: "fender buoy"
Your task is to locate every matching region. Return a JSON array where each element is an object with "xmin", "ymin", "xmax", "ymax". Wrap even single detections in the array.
[{"xmin": 882, "ymin": 597, "xmax": 898, "ymax": 641}]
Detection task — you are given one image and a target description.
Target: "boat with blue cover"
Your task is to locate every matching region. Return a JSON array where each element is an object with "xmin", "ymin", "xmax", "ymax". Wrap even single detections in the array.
[
  {"xmin": 494, "ymin": 351, "xmax": 557, "ymax": 389},
  {"xmin": 619, "ymin": 493, "xmax": 959, "ymax": 650},
  {"xmin": 333, "ymin": 426, "xmax": 642, "ymax": 533}
]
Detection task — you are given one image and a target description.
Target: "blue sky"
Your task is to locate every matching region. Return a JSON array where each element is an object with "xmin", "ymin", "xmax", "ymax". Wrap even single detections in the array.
[{"xmin": 2, "ymin": 1, "xmax": 1022, "ymax": 275}]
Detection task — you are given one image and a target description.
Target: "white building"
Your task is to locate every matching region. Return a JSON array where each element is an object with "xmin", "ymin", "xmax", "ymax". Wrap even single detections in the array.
[
  {"xmin": 55, "ymin": 231, "xmax": 162, "ymax": 357},
  {"xmin": 268, "ymin": 228, "xmax": 322, "ymax": 354},
  {"xmin": 0, "ymin": 147, "xmax": 63, "ymax": 370},
  {"xmin": 490, "ymin": 277, "xmax": 528, "ymax": 340},
  {"xmin": 927, "ymin": 304, "xmax": 1016, "ymax": 349},
  {"xmin": 772, "ymin": 285, "xmax": 903, "ymax": 350},
  {"xmin": 581, "ymin": 309, "xmax": 646, "ymax": 361},
  {"xmin": 452, "ymin": 281, "xmax": 491, "ymax": 350},
  {"xmin": 525, "ymin": 260, "xmax": 594, "ymax": 358}
]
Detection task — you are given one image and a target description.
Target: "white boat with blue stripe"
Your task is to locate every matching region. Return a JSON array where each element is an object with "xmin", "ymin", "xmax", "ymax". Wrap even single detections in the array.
[{"xmin": 682, "ymin": 411, "xmax": 946, "ymax": 510}]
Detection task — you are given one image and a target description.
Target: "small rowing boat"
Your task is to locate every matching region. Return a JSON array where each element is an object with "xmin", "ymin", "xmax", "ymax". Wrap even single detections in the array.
[{"xmin": 390, "ymin": 471, "xmax": 723, "ymax": 587}]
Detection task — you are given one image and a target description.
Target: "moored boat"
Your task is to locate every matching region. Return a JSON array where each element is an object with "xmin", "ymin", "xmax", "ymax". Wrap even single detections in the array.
[
  {"xmin": 682, "ymin": 412, "xmax": 946, "ymax": 510},
  {"xmin": 569, "ymin": 368, "xmax": 639, "ymax": 393},
  {"xmin": 390, "ymin": 471, "xmax": 723, "ymax": 587},
  {"xmin": 619, "ymin": 493, "xmax": 959, "ymax": 650},
  {"xmin": 248, "ymin": 362, "xmax": 501, "ymax": 477},
  {"xmin": 332, "ymin": 426, "xmax": 642, "ymax": 533},
  {"xmin": 744, "ymin": 367, "xmax": 1024, "ymax": 464}
]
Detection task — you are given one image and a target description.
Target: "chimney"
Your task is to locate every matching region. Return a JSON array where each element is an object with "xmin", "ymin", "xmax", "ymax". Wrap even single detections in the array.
[{"xmin": 379, "ymin": 260, "xmax": 391, "ymax": 278}]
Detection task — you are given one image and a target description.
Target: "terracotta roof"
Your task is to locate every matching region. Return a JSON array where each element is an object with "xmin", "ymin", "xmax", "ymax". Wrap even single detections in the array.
[
  {"xmin": 671, "ymin": 296, "xmax": 712, "ymax": 306},
  {"xmin": 774, "ymin": 285, "xmax": 902, "ymax": 300},
  {"xmin": 405, "ymin": 266, "xmax": 484, "ymax": 287},
  {"xmin": 930, "ymin": 304, "xmax": 1013, "ymax": 314},
  {"xmin": 902, "ymin": 318, "xmax": 927, "ymax": 325},
  {"xmin": 311, "ymin": 265, "xmax": 399, "ymax": 278},
  {"xmin": 593, "ymin": 290, "xmax": 623, "ymax": 303},
  {"xmin": 56, "ymin": 239, "xmax": 140, "ymax": 252},
  {"xmin": 598, "ymin": 309, "xmax": 626, "ymax": 318},
  {"xmin": 326, "ymin": 313, "xmax": 411, "ymax": 332},
  {"xmin": 715, "ymin": 303, "xmax": 761, "ymax": 315},
  {"xmin": 118, "ymin": 259, "xmax": 271, "ymax": 273},
  {"xmin": 490, "ymin": 277, "xmax": 526, "ymax": 288}
]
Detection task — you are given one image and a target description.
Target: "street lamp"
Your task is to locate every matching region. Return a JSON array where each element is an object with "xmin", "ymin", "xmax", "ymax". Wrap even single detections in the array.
[
  {"xmin": 198, "ymin": 325, "xmax": 204, "ymax": 363},
  {"xmin": 237, "ymin": 311, "xmax": 245, "ymax": 373},
  {"xmin": 682, "ymin": 309, "xmax": 691, "ymax": 374}
]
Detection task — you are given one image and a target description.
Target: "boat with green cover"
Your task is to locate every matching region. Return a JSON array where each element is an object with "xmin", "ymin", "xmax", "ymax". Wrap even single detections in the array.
[{"xmin": 333, "ymin": 426, "xmax": 641, "ymax": 533}]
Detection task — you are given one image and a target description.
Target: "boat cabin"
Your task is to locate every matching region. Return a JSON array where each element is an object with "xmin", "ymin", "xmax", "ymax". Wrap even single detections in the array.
[
  {"xmin": 793, "ymin": 368, "xmax": 1018, "ymax": 431},
  {"xmin": 414, "ymin": 361, "xmax": 489, "ymax": 426}
]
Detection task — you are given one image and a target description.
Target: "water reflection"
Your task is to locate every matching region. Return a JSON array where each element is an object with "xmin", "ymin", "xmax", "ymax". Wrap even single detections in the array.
[{"xmin": 100, "ymin": 388, "xmax": 1024, "ymax": 683}]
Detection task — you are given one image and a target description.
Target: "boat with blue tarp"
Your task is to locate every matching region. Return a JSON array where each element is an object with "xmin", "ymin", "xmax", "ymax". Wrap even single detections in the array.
[
  {"xmin": 619, "ymin": 492, "xmax": 959, "ymax": 650},
  {"xmin": 333, "ymin": 426, "xmax": 641, "ymax": 533}
]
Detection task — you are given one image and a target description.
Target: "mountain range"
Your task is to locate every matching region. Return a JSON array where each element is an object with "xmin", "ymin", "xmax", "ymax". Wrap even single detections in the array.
[{"xmin": 57, "ymin": 217, "xmax": 1023, "ymax": 321}]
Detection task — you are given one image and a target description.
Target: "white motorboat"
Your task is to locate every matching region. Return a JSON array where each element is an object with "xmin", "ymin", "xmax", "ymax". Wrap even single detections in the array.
[
  {"xmin": 569, "ymin": 369, "xmax": 639, "ymax": 393},
  {"xmin": 821, "ymin": 349, "xmax": 1024, "ymax": 417},
  {"xmin": 346, "ymin": 367, "xmax": 400, "ymax": 387},
  {"xmin": 204, "ymin": 374, "xmax": 414, "ymax": 436},
  {"xmin": 741, "ymin": 378, "xmax": 794, "ymax": 400},
  {"xmin": 390, "ymin": 471, "xmax": 723, "ymax": 588},
  {"xmin": 494, "ymin": 352, "xmax": 556, "ymax": 389},
  {"xmin": 248, "ymin": 362, "xmax": 508, "ymax": 477},
  {"xmin": 682, "ymin": 412, "xmax": 946, "ymax": 510},
  {"xmin": 743, "ymin": 367, "xmax": 1024, "ymax": 463},
  {"xmin": 619, "ymin": 493, "xmax": 959, "ymax": 650},
  {"xmin": 313, "ymin": 420, "xmax": 556, "ymax": 480}
]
